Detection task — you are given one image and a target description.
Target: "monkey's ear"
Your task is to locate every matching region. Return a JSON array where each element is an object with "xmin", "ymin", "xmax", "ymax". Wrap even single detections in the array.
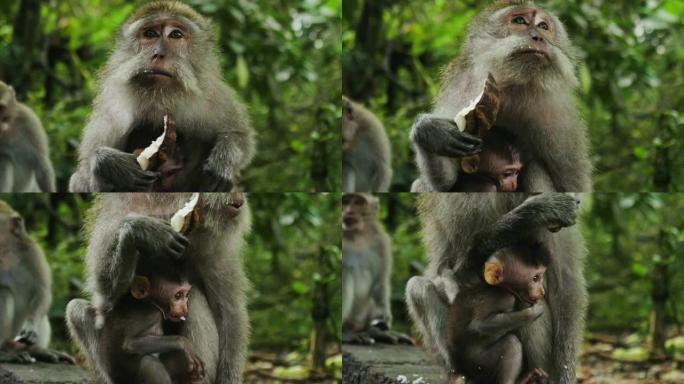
[
  {"xmin": 484, "ymin": 256, "xmax": 504, "ymax": 285},
  {"xmin": 130, "ymin": 276, "xmax": 151, "ymax": 299},
  {"xmin": 10, "ymin": 215, "xmax": 24, "ymax": 236},
  {"xmin": 461, "ymin": 156, "xmax": 480, "ymax": 174}
]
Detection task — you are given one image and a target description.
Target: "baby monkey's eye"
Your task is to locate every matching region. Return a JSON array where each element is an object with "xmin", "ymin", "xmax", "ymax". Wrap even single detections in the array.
[
  {"xmin": 532, "ymin": 274, "xmax": 540, "ymax": 282},
  {"xmin": 175, "ymin": 292, "xmax": 183, "ymax": 300}
]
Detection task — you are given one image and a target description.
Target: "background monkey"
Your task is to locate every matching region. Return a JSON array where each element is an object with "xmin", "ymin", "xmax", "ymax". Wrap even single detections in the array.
[
  {"xmin": 342, "ymin": 193, "xmax": 411, "ymax": 344},
  {"xmin": 452, "ymin": 128, "xmax": 522, "ymax": 192},
  {"xmin": 0, "ymin": 81, "xmax": 56, "ymax": 192},
  {"xmin": 342, "ymin": 96, "xmax": 392, "ymax": 193},
  {"xmin": 406, "ymin": 193, "xmax": 585, "ymax": 383},
  {"xmin": 410, "ymin": 0, "xmax": 591, "ymax": 192},
  {"xmin": 69, "ymin": 258, "xmax": 205, "ymax": 384},
  {"xmin": 447, "ymin": 241, "xmax": 550, "ymax": 384},
  {"xmin": 69, "ymin": 1, "xmax": 255, "ymax": 192},
  {"xmin": 0, "ymin": 201, "xmax": 71, "ymax": 364},
  {"xmin": 66, "ymin": 192, "xmax": 249, "ymax": 384}
]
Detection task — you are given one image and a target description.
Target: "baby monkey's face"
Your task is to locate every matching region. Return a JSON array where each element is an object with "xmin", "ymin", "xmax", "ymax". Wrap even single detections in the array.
[{"xmin": 153, "ymin": 277, "xmax": 192, "ymax": 322}]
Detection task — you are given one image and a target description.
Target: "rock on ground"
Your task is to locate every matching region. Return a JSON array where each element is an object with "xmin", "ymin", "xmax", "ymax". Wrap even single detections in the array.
[
  {"xmin": 0, "ymin": 363, "xmax": 91, "ymax": 384},
  {"xmin": 342, "ymin": 343, "xmax": 445, "ymax": 384}
]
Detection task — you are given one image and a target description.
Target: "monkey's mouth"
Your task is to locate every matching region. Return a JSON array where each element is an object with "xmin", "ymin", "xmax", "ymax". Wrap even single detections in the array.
[
  {"xmin": 342, "ymin": 216, "xmax": 358, "ymax": 229},
  {"xmin": 512, "ymin": 49, "xmax": 548, "ymax": 60},
  {"xmin": 141, "ymin": 69, "xmax": 173, "ymax": 79},
  {"xmin": 226, "ymin": 192, "xmax": 245, "ymax": 217}
]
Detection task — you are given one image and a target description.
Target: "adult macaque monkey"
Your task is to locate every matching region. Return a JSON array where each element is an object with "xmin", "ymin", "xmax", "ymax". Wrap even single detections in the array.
[
  {"xmin": 406, "ymin": 193, "xmax": 586, "ymax": 383},
  {"xmin": 447, "ymin": 242, "xmax": 550, "ymax": 384},
  {"xmin": 0, "ymin": 81, "xmax": 56, "ymax": 192},
  {"xmin": 411, "ymin": 0, "xmax": 591, "ymax": 192},
  {"xmin": 69, "ymin": 1, "xmax": 255, "ymax": 192},
  {"xmin": 342, "ymin": 97, "xmax": 392, "ymax": 193},
  {"xmin": 0, "ymin": 201, "xmax": 71, "ymax": 364},
  {"xmin": 342, "ymin": 193, "xmax": 411, "ymax": 345},
  {"xmin": 66, "ymin": 193, "xmax": 249, "ymax": 383}
]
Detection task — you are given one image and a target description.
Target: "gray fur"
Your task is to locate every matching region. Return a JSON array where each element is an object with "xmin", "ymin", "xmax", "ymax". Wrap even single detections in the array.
[
  {"xmin": 67, "ymin": 193, "xmax": 250, "ymax": 383},
  {"xmin": 411, "ymin": 2, "xmax": 591, "ymax": 192},
  {"xmin": 342, "ymin": 98, "xmax": 392, "ymax": 192},
  {"xmin": 0, "ymin": 201, "xmax": 52, "ymax": 362},
  {"xmin": 406, "ymin": 193, "xmax": 587, "ymax": 383},
  {"xmin": 0, "ymin": 82, "xmax": 56, "ymax": 192},
  {"xmin": 69, "ymin": 3, "xmax": 254, "ymax": 192}
]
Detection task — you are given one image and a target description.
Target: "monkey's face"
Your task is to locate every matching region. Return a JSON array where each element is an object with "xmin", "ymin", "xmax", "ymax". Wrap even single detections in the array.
[
  {"xmin": 153, "ymin": 277, "xmax": 192, "ymax": 322},
  {"xmin": 476, "ymin": 151, "xmax": 522, "ymax": 192},
  {"xmin": 126, "ymin": 18, "xmax": 198, "ymax": 92},
  {"xmin": 342, "ymin": 193, "xmax": 373, "ymax": 232},
  {"xmin": 504, "ymin": 262, "xmax": 546, "ymax": 305},
  {"xmin": 475, "ymin": 6, "xmax": 577, "ymax": 86}
]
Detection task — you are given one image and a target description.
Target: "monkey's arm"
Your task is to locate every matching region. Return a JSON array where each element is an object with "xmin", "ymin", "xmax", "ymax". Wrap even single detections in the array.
[
  {"xmin": 371, "ymin": 234, "xmax": 393, "ymax": 326},
  {"xmin": 123, "ymin": 334, "xmax": 191, "ymax": 356},
  {"xmin": 469, "ymin": 302, "xmax": 544, "ymax": 341},
  {"xmin": 202, "ymin": 125, "xmax": 255, "ymax": 192},
  {"xmin": 470, "ymin": 194, "xmax": 579, "ymax": 260},
  {"xmin": 410, "ymin": 114, "xmax": 482, "ymax": 191},
  {"xmin": 0, "ymin": 156, "xmax": 13, "ymax": 192},
  {"xmin": 90, "ymin": 215, "xmax": 188, "ymax": 314},
  {"xmin": 33, "ymin": 154, "xmax": 56, "ymax": 192}
]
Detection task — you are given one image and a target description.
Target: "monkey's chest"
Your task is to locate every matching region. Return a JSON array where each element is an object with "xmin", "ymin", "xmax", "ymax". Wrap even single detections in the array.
[{"xmin": 125, "ymin": 124, "xmax": 211, "ymax": 191}]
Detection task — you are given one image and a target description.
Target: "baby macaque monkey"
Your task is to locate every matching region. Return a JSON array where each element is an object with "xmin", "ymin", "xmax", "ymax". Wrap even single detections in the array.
[
  {"xmin": 446, "ymin": 242, "xmax": 550, "ymax": 384},
  {"xmin": 102, "ymin": 262, "xmax": 205, "ymax": 384},
  {"xmin": 452, "ymin": 129, "xmax": 522, "ymax": 192}
]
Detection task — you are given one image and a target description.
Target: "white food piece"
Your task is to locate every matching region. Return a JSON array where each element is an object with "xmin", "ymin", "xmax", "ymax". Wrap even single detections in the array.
[
  {"xmin": 180, "ymin": 316, "xmax": 186, "ymax": 321},
  {"xmin": 453, "ymin": 83, "xmax": 485, "ymax": 132},
  {"xmin": 396, "ymin": 375, "xmax": 408, "ymax": 384},
  {"xmin": 136, "ymin": 114, "xmax": 169, "ymax": 170},
  {"xmin": 171, "ymin": 193, "xmax": 200, "ymax": 232}
]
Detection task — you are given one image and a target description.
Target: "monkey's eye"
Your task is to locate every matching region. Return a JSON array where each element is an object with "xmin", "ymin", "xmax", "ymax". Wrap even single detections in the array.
[
  {"xmin": 532, "ymin": 274, "xmax": 540, "ymax": 282},
  {"xmin": 169, "ymin": 29, "xmax": 184, "ymax": 39},
  {"xmin": 175, "ymin": 292, "xmax": 183, "ymax": 300},
  {"xmin": 512, "ymin": 16, "xmax": 527, "ymax": 25},
  {"xmin": 537, "ymin": 21, "xmax": 549, "ymax": 30},
  {"xmin": 143, "ymin": 28, "xmax": 159, "ymax": 38}
]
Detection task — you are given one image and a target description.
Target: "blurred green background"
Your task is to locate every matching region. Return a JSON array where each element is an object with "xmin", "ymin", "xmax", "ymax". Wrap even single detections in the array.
[
  {"xmin": 0, "ymin": 0, "xmax": 341, "ymax": 192},
  {"xmin": 0, "ymin": 193, "xmax": 342, "ymax": 382},
  {"xmin": 375, "ymin": 193, "xmax": 684, "ymax": 380},
  {"xmin": 343, "ymin": 0, "xmax": 684, "ymax": 192}
]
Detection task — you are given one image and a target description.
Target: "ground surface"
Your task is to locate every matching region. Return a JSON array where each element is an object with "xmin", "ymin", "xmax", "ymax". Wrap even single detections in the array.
[
  {"xmin": 0, "ymin": 363, "xmax": 90, "ymax": 384},
  {"xmin": 343, "ymin": 339, "xmax": 684, "ymax": 384}
]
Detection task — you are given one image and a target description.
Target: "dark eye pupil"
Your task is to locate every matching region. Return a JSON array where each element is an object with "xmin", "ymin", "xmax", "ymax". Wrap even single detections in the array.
[
  {"xmin": 514, "ymin": 16, "xmax": 525, "ymax": 24},
  {"xmin": 170, "ymin": 31, "xmax": 182, "ymax": 38},
  {"xmin": 144, "ymin": 29, "xmax": 156, "ymax": 37}
]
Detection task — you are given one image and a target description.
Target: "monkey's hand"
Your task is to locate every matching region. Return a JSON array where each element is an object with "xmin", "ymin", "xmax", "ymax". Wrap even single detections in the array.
[
  {"xmin": 522, "ymin": 301, "xmax": 545, "ymax": 322},
  {"xmin": 180, "ymin": 340, "xmax": 205, "ymax": 382},
  {"xmin": 122, "ymin": 215, "xmax": 189, "ymax": 260},
  {"xmin": 525, "ymin": 193, "xmax": 579, "ymax": 231},
  {"xmin": 93, "ymin": 147, "xmax": 159, "ymax": 191},
  {"xmin": 14, "ymin": 329, "xmax": 38, "ymax": 346},
  {"xmin": 201, "ymin": 165, "xmax": 234, "ymax": 192},
  {"xmin": 411, "ymin": 115, "xmax": 482, "ymax": 158}
]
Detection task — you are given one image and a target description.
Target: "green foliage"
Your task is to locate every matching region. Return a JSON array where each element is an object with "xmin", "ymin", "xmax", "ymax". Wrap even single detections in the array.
[{"xmin": 343, "ymin": 1, "xmax": 684, "ymax": 191}]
